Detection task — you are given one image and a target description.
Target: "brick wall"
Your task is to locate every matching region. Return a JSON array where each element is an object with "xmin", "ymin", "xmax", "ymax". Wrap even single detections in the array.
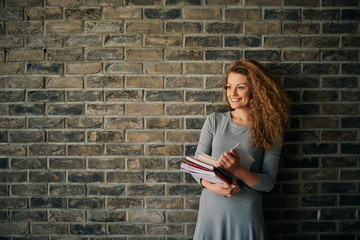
[{"xmin": 0, "ymin": 0, "xmax": 359, "ymax": 239}]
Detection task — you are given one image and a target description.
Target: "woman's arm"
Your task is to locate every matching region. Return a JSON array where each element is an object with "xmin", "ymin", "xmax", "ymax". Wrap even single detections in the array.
[{"xmin": 217, "ymin": 145, "xmax": 281, "ymax": 192}]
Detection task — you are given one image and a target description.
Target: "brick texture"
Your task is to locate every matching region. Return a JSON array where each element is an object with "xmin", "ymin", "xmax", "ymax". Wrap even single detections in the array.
[{"xmin": 0, "ymin": 0, "xmax": 359, "ymax": 239}]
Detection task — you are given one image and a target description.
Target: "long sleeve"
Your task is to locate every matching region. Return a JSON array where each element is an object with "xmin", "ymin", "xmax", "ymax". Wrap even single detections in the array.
[{"xmin": 250, "ymin": 144, "xmax": 281, "ymax": 192}]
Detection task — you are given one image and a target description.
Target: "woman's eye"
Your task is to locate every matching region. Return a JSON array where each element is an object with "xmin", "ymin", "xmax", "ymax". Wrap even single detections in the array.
[{"xmin": 238, "ymin": 86, "xmax": 244, "ymax": 90}]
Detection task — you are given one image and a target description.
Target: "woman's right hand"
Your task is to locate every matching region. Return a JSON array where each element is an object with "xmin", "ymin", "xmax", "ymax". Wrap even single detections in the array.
[{"xmin": 201, "ymin": 178, "xmax": 240, "ymax": 197}]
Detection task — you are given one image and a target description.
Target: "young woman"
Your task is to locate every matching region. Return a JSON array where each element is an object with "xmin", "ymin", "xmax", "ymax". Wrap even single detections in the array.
[{"xmin": 192, "ymin": 59, "xmax": 290, "ymax": 240}]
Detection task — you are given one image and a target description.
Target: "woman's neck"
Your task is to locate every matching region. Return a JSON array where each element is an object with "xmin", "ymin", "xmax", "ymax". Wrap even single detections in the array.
[{"xmin": 230, "ymin": 108, "xmax": 250, "ymax": 126}]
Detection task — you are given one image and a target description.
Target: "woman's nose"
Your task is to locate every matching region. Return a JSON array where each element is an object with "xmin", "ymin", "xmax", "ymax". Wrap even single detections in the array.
[{"xmin": 230, "ymin": 88, "xmax": 237, "ymax": 95}]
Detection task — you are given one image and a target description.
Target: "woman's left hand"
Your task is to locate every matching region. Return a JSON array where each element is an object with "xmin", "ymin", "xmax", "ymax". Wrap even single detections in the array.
[{"xmin": 216, "ymin": 149, "xmax": 241, "ymax": 174}]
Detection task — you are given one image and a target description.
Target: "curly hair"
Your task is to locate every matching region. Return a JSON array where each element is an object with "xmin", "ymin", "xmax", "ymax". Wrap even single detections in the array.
[{"xmin": 222, "ymin": 60, "xmax": 290, "ymax": 150}]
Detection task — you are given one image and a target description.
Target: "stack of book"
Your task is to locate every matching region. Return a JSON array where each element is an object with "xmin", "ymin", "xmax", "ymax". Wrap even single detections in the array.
[
  {"xmin": 180, "ymin": 153, "xmax": 233, "ymax": 184},
  {"xmin": 180, "ymin": 143, "xmax": 255, "ymax": 184}
]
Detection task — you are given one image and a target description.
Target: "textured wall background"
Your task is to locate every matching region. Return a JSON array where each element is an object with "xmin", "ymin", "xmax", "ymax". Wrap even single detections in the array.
[{"xmin": 0, "ymin": 0, "xmax": 359, "ymax": 239}]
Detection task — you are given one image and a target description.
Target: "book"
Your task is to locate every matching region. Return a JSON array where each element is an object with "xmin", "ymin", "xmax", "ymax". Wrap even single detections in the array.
[
  {"xmin": 196, "ymin": 153, "xmax": 218, "ymax": 167},
  {"xmin": 185, "ymin": 156, "xmax": 214, "ymax": 170},
  {"xmin": 232, "ymin": 142, "xmax": 255, "ymax": 170}
]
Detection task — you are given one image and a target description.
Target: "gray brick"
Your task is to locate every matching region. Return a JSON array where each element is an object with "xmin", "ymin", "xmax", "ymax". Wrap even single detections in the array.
[
  {"xmin": 128, "ymin": 210, "xmax": 164, "ymax": 223},
  {"xmin": 47, "ymin": 48, "xmax": 83, "ymax": 61},
  {"xmin": 225, "ymin": 36, "xmax": 261, "ymax": 47},
  {"xmin": 107, "ymin": 197, "xmax": 144, "ymax": 209},
  {"xmin": 166, "ymin": 0, "xmax": 201, "ymax": 5},
  {"xmin": 185, "ymin": 36, "xmax": 221, "ymax": 47},
  {"xmin": 67, "ymin": 144, "xmax": 103, "ymax": 156},
  {"xmin": 206, "ymin": 22, "xmax": 242, "ymax": 33},
  {"xmin": 128, "ymin": 158, "xmax": 165, "ymax": 169},
  {"xmin": 107, "ymin": 171, "xmax": 144, "ymax": 183},
  {"xmin": 186, "ymin": 91, "xmax": 223, "ymax": 102},
  {"xmin": 70, "ymin": 223, "xmax": 106, "ymax": 235},
  {"xmin": 49, "ymin": 157, "xmax": 86, "ymax": 170},
  {"xmin": 67, "ymin": 90, "xmax": 103, "ymax": 102},
  {"xmin": 28, "ymin": 91, "xmax": 64, "ymax": 102},
  {"xmin": 10, "ymin": 131, "xmax": 45, "ymax": 143},
  {"xmin": 9, "ymin": 104, "xmax": 44, "ymax": 116},
  {"xmin": 146, "ymin": 90, "xmax": 183, "ymax": 102},
  {"xmin": 86, "ymin": 76, "xmax": 124, "ymax": 88},
  {"xmin": 0, "ymin": 223, "xmax": 29, "ymax": 235},
  {"xmin": 86, "ymin": 48, "xmax": 124, "ymax": 60},
  {"xmin": 48, "ymin": 104, "xmax": 84, "ymax": 115},
  {"xmin": 126, "ymin": 0, "xmax": 162, "ymax": 5},
  {"xmin": 11, "ymin": 158, "xmax": 46, "ymax": 169},
  {"xmin": 68, "ymin": 197, "xmax": 104, "ymax": 209},
  {"xmin": 30, "ymin": 197, "xmax": 67, "ymax": 208},
  {"xmin": 166, "ymin": 22, "xmax": 202, "ymax": 33},
  {"xmin": 49, "ymin": 184, "xmax": 86, "ymax": 196},
  {"xmin": 144, "ymin": 8, "xmax": 181, "ymax": 19},
  {"xmin": 166, "ymin": 50, "xmax": 203, "ymax": 61},
  {"xmin": 264, "ymin": 9, "xmax": 300, "ymax": 20},
  {"xmin": 27, "ymin": 63, "xmax": 63, "ymax": 75},
  {"xmin": 323, "ymin": 23, "xmax": 358, "ymax": 34},
  {"xmin": 245, "ymin": 50, "xmax": 281, "ymax": 61},
  {"xmin": 0, "ymin": 10, "xmax": 23, "ymax": 21},
  {"xmin": 106, "ymin": 90, "xmax": 142, "ymax": 102},
  {"xmin": 12, "ymin": 184, "xmax": 47, "ymax": 195},
  {"xmin": 88, "ymin": 185, "xmax": 125, "ymax": 196},
  {"xmin": 64, "ymin": 36, "xmax": 102, "ymax": 47},
  {"xmin": 25, "ymin": 8, "xmax": 62, "ymax": 20},
  {"xmin": 105, "ymin": 35, "xmax": 142, "ymax": 47},
  {"xmin": 31, "ymin": 223, "xmax": 67, "ymax": 235},
  {"xmin": 205, "ymin": 50, "xmax": 242, "ymax": 60},
  {"xmin": 146, "ymin": 197, "xmax": 182, "ymax": 209},
  {"xmin": 49, "ymin": 210, "xmax": 86, "ymax": 222},
  {"xmin": 11, "ymin": 210, "xmax": 47, "ymax": 222},
  {"xmin": 88, "ymin": 210, "xmax": 126, "ymax": 222},
  {"xmin": 0, "ymin": 198, "xmax": 27, "ymax": 209},
  {"xmin": 6, "ymin": 21, "xmax": 43, "ymax": 35},
  {"xmin": 108, "ymin": 223, "xmax": 145, "ymax": 234},
  {"xmin": 29, "ymin": 144, "xmax": 65, "ymax": 156},
  {"xmin": 28, "ymin": 117, "xmax": 64, "ymax": 129},
  {"xmin": 127, "ymin": 185, "xmax": 164, "ymax": 196},
  {"xmin": 146, "ymin": 172, "xmax": 182, "ymax": 183},
  {"xmin": 65, "ymin": 9, "xmax": 101, "ymax": 20}
]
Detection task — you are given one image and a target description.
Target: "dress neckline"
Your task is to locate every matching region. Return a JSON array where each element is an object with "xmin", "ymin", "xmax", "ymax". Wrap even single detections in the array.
[{"xmin": 226, "ymin": 111, "xmax": 249, "ymax": 128}]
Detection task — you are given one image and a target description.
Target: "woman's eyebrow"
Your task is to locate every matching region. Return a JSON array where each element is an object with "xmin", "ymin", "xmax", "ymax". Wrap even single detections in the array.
[{"xmin": 227, "ymin": 83, "xmax": 247, "ymax": 85}]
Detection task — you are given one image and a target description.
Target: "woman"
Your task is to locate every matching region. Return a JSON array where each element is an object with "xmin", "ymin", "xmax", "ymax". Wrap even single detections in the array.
[{"xmin": 192, "ymin": 59, "xmax": 290, "ymax": 240}]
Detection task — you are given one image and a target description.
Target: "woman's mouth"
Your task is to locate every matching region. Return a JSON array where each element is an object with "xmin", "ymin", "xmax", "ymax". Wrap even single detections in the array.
[{"xmin": 230, "ymin": 98, "xmax": 241, "ymax": 102}]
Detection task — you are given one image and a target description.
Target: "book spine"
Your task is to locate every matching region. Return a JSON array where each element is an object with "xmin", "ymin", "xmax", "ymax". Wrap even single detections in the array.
[
  {"xmin": 185, "ymin": 156, "xmax": 214, "ymax": 170},
  {"xmin": 197, "ymin": 154, "xmax": 217, "ymax": 167}
]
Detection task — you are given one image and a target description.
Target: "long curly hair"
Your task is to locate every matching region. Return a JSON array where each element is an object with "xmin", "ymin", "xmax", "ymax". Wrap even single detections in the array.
[{"xmin": 222, "ymin": 59, "xmax": 290, "ymax": 150}]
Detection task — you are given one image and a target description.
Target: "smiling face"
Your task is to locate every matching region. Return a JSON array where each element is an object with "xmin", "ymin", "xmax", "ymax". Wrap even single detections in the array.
[{"xmin": 226, "ymin": 72, "xmax": 252, "ymax": 110}]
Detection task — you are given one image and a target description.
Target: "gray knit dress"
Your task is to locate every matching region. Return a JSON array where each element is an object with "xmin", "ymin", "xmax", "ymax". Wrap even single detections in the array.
[{"xmin": 192, "ymin": 111, "xmax": 281, "ymax": 240}]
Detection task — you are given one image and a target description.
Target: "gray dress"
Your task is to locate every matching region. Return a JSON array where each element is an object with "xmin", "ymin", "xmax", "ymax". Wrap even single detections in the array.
[{"xmin": 192, "ymin": 111, "xmax": 281, "ymax": 240}]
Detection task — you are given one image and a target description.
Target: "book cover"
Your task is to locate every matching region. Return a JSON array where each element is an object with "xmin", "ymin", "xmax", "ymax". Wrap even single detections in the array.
[{"xmin": 232, "ymin": 142, "xmax": 255, "ymax": 170}]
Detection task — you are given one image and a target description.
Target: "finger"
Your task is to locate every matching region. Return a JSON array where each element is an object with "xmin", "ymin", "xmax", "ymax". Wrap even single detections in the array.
[
  {"xmin": 224, "ymin": 151, "xmax": 236, "ymax": 160},
  {"xmin": 230, "ymin": 149, "xmax": 239, "ymax": 159},
  {"xmin": 217, "ymin": 154, "xmax": 229, "ymax": 167}
]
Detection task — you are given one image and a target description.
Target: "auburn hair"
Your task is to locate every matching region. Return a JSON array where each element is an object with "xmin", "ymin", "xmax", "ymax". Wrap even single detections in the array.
[{"xmin": 222, "ymin": 60, "xmax": 290, "ymax": 150}]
